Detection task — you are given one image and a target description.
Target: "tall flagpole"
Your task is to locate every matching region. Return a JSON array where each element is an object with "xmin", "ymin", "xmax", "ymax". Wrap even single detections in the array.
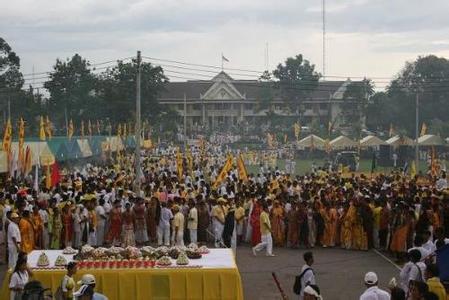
[
  {"xmin": 221, "ymin": 53, "xmax": 224, "ymax": 71},
  {"xmin": 135, "ymin": 50, "xmax": 142, "ymax": 196}
]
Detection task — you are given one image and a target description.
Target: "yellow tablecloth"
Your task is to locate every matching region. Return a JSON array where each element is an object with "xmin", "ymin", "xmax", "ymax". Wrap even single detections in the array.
[{"xmin": 1, "ymin": 267, "xmax": 244, "ymax": 300}]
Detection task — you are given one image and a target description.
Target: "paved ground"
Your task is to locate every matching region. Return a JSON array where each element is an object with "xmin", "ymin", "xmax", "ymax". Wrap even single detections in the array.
[
  {"xmin": 0, "ymin": 247, "xmax": 398, "ymax": 300},
  {"xmin": 236, "ymin": 247, "xmax": 398, "ymax": 300}
]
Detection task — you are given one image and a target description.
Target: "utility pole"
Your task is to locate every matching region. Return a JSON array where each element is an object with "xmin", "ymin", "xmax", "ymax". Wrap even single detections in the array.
[
  {"xmin": 184, "ymin": 93, "xmax": 187, "ymax": 148},
  {"xmin": 322, "ymin": 0, "xmax": 326, "ymax": 79},
  {"xmin": 135, "ymin": 50, "xmax": 142, "ymax": 196},
  {"xmin": 415, "ymin": 92, "xmax": 419, "ymax": 173}
]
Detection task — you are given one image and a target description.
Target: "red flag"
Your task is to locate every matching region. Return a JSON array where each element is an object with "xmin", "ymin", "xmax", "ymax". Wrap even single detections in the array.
[{"xmin": 51, "ymin": 162, "xmax": 61, "ymax": 187}]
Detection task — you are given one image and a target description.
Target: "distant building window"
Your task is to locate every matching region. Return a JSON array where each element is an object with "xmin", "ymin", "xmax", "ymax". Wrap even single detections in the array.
[
  {"xmin": 193, "ymin": 104, "xmax": 200, "ymax": 110},
  {"xmin": 319, "ymin": 103, "xmax": 328, "ymax": 110},
  {"xmin": 244, "ymin": 104, "xmax": 252, "ymax": 110}
]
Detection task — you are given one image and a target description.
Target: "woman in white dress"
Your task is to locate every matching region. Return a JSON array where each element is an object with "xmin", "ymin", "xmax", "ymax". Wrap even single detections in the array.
[{"xmin": 9, "ymin": 256, "xmax": 30, "ymax": 300}]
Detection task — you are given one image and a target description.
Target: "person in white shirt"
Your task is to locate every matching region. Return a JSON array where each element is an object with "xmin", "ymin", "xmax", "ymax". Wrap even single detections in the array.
[
  {"xmin": 95, "ymin": 199, "xmax": 107, "ymax": 246},
  {"xmin": 7, "ymin": 212, "xmax": 21, "ymax": 270},
  {"xmin": 360, "ymin": 272, "xmax": 390, "ymax": 300},
  {"xmin": 9, "ymin": 256, "xmax": 30, "ymax": 300},
  {"xmin": 399, "ymin": 249, "xmax": 426, "ymax": 294},
  {"xmin": 187, "ymin": 200, "xmax": 198, "ymax": 244},
  {"xmin": 38, "ymin": 207, "xmax": 49, "ymax": 249},
  {"xmin": 157, "ymin": 202, "xmax": 173, "ymax": 246},
  {"xmin": 421, "ymin": 230, "xmax": 437, "ymax": 254},
  {"xmin": 299, "ymin": 252, "xmax": 316, "ymax": 300}
]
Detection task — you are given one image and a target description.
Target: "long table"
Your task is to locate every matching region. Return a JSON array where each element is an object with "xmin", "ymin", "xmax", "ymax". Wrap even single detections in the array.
[{"xmin": 1, "ymin": 248, "xmax": 244, "ymax": 300}]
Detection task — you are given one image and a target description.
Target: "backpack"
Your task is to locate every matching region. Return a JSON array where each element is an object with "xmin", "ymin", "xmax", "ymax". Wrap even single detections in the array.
[
  {"xmin": 293, "ymin": 267, "xmax": 313, "ymax": 295},
  {"xmin": 22, "ymin": 280, "xmax": 51, "ymax": 300}
]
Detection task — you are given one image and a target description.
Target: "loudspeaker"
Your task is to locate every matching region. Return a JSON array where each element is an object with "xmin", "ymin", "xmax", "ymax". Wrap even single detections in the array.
[{"xmin": 379, "ymin": 145, "xmax": 391, "ymax": 167}]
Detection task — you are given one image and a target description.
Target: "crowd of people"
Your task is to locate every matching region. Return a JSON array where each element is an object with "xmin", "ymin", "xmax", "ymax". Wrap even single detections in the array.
[{"xmin": 0, "ymin": 143, "xmax": 449, "ymax": 299}]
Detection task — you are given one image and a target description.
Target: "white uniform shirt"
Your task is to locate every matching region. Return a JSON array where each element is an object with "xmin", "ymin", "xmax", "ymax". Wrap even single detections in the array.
[
  {"xmin": 187, "ymin": 207, "xmax": 198, "ymax": 230},
  {"xmin": 360, "ymin": 286, "xmax": 390, "ymax": 300},
  {"xmin": 400, "ymin": 261, "xmax": 426, "ymax": 292},
  {"xmin": 7, "ymin": 222, "xmax": 21, "ymax": 249},
  {"xmin": 299, "ymin": 264, "xmax": 315, "ymax": 299}
]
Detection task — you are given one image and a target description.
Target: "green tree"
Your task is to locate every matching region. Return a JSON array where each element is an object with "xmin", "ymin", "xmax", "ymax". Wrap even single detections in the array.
[
  {"xmin": 386, "ymin": 55, "xmax": 449, "ymax": 136},
  {"xmin": 97, "ymin": 60, "xmax": 168, "ymax": 125},
  {"xmin": 44, "ymin": 54, "xmax": 98, "ymax": 130},
  {"xmin": 256, "ymin": 70, "xmax": 274, "ymax": 113},
  {"xmin": 0, "ymin": 38, "xmax": 23, "ymax": 91},
  {"xmin": 272, "ymin": 54, "xmax": 320, "ymax": 114}
]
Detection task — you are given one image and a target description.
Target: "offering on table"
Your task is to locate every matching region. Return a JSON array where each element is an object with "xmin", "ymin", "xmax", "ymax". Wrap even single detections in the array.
[
  {"xmin": 125, "ymin": 246, "xmax": 141, "ymax": 259},
  {"xmin": 188, "ymin": 243, "xmax": 198, "ymax": 250},
  {"xmin": 176, "ymin": 252, "xmax": 189, "ymax": 266},
  {"xmin": 37, "ymin": 252, "xmax": 50, "ymax": 267},
  {"xmin": 92, "ymin": 247, "xmax": 108, "ymax": 259},
  {"xmin": 81, "ymin": 245, "xmax": 95, "ymax": 255},
  {"xmin": 168, "ymin": 247, "xmax": 180, "ymax": 259},
  {"xmin": 54, "ymin": 255, "xmax": 68, "ymax": 267},
  {"xmin": 156, "ymin": 255, "xmax": 172, "ymax": 266},
  {"xmin": 186, "ymin": 249, "xmax": 202, "ymax": 259},
  {"xmin": 62, "ymin": 246, "xmax": 78, "ymax": 255},
  {"xmin": 198, "ymin": 246, "xmax": 210, "ymax": 254}
]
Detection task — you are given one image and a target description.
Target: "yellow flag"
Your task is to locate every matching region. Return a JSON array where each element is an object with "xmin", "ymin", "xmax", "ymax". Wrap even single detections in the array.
[
  {"xmin": 123, "ymin": 123, "xmax": 127, "ymax": 138},
  {"xmin": 420, "ymin": 123, "xmax": 427, "ymax": 137},
  {"xmin": 294, "ymin": 122, "xmax": 301, "ymax": 140},
  {"xmin": 213, "ymin": 154, "xmax": 233, "ymax": 188},
  {"xmin": 45, "ymin": 116, "xmax": 52, "ymax": 140},
  {"xmin": 81, "ymin": 120, "xmax": 85, "ymax": 139},
  {"xmin": 2, "ymin": 118, "xmax": 12, "ymax": 153},
  {"xmin": 68, "ymin": 119, "xmax": 74, "ymax": 140},
  {"xmin": 88, "ymin": 120, "xmax": 92, "ymax": 137},
  {"xmin": 45, "ymin": 165, "xmax": 51, "ymax": 189},
  {"xmin": 237, "ymin": 153, "xmax": 248, "ymax": 181},
  {"xmin": 186, "ymin": 146, "xmax": 193, "ymax": 175},
  {"xmin": 117, "ymin": 124, "xmax": 122, "ymax": 138},
  {"xmin": 410, "ymin": 160, "xmax": 416, "ymax": 178},
  {"xmin": 176, "ymin": 147, "xmax": 183, "ymax": 179},
  {"xmin": 39, "ymin": 116, "xmax": 46, "ymax": 141},
  {"xmin": 18, "ymin": 118, "xmax": 25, "ymax": 149}
]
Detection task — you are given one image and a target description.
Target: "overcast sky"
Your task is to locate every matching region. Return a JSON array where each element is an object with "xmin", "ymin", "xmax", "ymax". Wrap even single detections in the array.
[{"xmin": 3, "ymin": 0, "xmax": 449, "ymax": 89}]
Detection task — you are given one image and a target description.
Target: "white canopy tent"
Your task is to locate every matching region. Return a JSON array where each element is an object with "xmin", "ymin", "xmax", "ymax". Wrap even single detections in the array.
[
  {"xmin": 329, "ymin": 135, "xmax": 358, "ymax": 150},
  {"xmin": 77, "ymin": 139, "xmax": 93, "ymax": 158},
  {"xmin": 11, "ymin": 141, "xmax": 55, "ymax": 166},
  {"xmin": 297, "ymin": 134, "xmax": 326, "ymax": 149},
  {"xmin": 386, "ymin": 135, "xmax": 414, "ymax": 147},
  {"xmin": 417, "ymin": 134, "xmax": 444, "ymax": 146},
  {"xmin": 359, "ymin": 135, "xmax": 387, "ymax": 148}
]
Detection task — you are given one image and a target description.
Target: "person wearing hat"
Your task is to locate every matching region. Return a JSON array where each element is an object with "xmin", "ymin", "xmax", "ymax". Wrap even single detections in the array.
[
  {"xmin": 73, "ymin": 274, "xmax": 108, "ymax": 300},
  {"xmin": 7, "ymin": 212, "xmax": 21, "ymax": 269},
  {"xmin": 60, "ymin": 261, "xmax": 77, "ymax": 300},
  {"xmin": 360, "ymin": 272, "xmax": 390, "ymax": 300}
]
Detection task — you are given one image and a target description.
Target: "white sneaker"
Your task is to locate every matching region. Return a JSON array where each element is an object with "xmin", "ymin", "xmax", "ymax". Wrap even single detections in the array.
[
  {"xmin": 266, "ymin": 254, "xmax": 276, "ymax": 257},
  {"xmin": 252, "ymin": 247, "xmax": 257, "ymax": 256}
]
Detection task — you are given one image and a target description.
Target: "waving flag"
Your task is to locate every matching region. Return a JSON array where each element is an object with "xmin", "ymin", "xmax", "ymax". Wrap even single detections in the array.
[
  {"xmin": 237, "ymin": 153, "xmax": 248, "ymax": 182},
  {"xmin": 213, "ymin": 154, "xmax": 233, "ymax": 189}
]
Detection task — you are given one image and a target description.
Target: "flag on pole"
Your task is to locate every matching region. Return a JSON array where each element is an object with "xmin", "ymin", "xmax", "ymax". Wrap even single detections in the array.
[
  {"xmin": 176, "ymin": 147, "xmax": 183, "ymax": 180},
  {"xmin": 45, "ymin": 116, "xmax": 52, "ymax": 140},
  {"xmin": 33, "ymin": 165, "xmax": 39, "ymax": 192},
  {"xmin": 45, "ymin": 165, "xmax": 51, "ymax": 189},
  {"xmin": 213, "ymin": 154, "xmax": 233, "ymax": 189},
  {"xmin": 39, "ymin": 116, "xmax": 46, "ymax": 141},
  {"xmin": 410, "ymin": 160, "xmax": 416, "ymax": 178},
  {"xmin": 51, "ymin": 162, "xmax": 61, "ymax": 187},
  {"xmin": 24, "ymin": 146, "xmax": 32, "ymax": 175},
  {"xmin": 294, "ymin": 122, "xmax": 300, "ymax": 140},
  {"xmin": 431, "ymin": 146, "xmax": 439, "ymax": 176},
  {"xmin": 2, "ymin": 118, "xmax": 12, "ymax": 153},
  {"xmin": 117, "ymin": 124, "xmax": 122, "ymax": 138},
  {"xmin": 68, "ymin": 119, "xmax": 74, "ymax": 140},
  {"xmin": 18, "ymin": 118, "xmax": 25, "ymax": 174},
  {"xmin": 222, "ymin": 55, "xmax": 229, "ymax": 62},
  {"xmin": 420, "ymin": 122, "xmax": 427, "ymax": 137},
  {"xmin": 186, "ymin": 146, "xmax": 193, "ymax": 176},
  {"xmin": 237, "ymin": 153, "xmax": 248, "ymax": 182}
]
